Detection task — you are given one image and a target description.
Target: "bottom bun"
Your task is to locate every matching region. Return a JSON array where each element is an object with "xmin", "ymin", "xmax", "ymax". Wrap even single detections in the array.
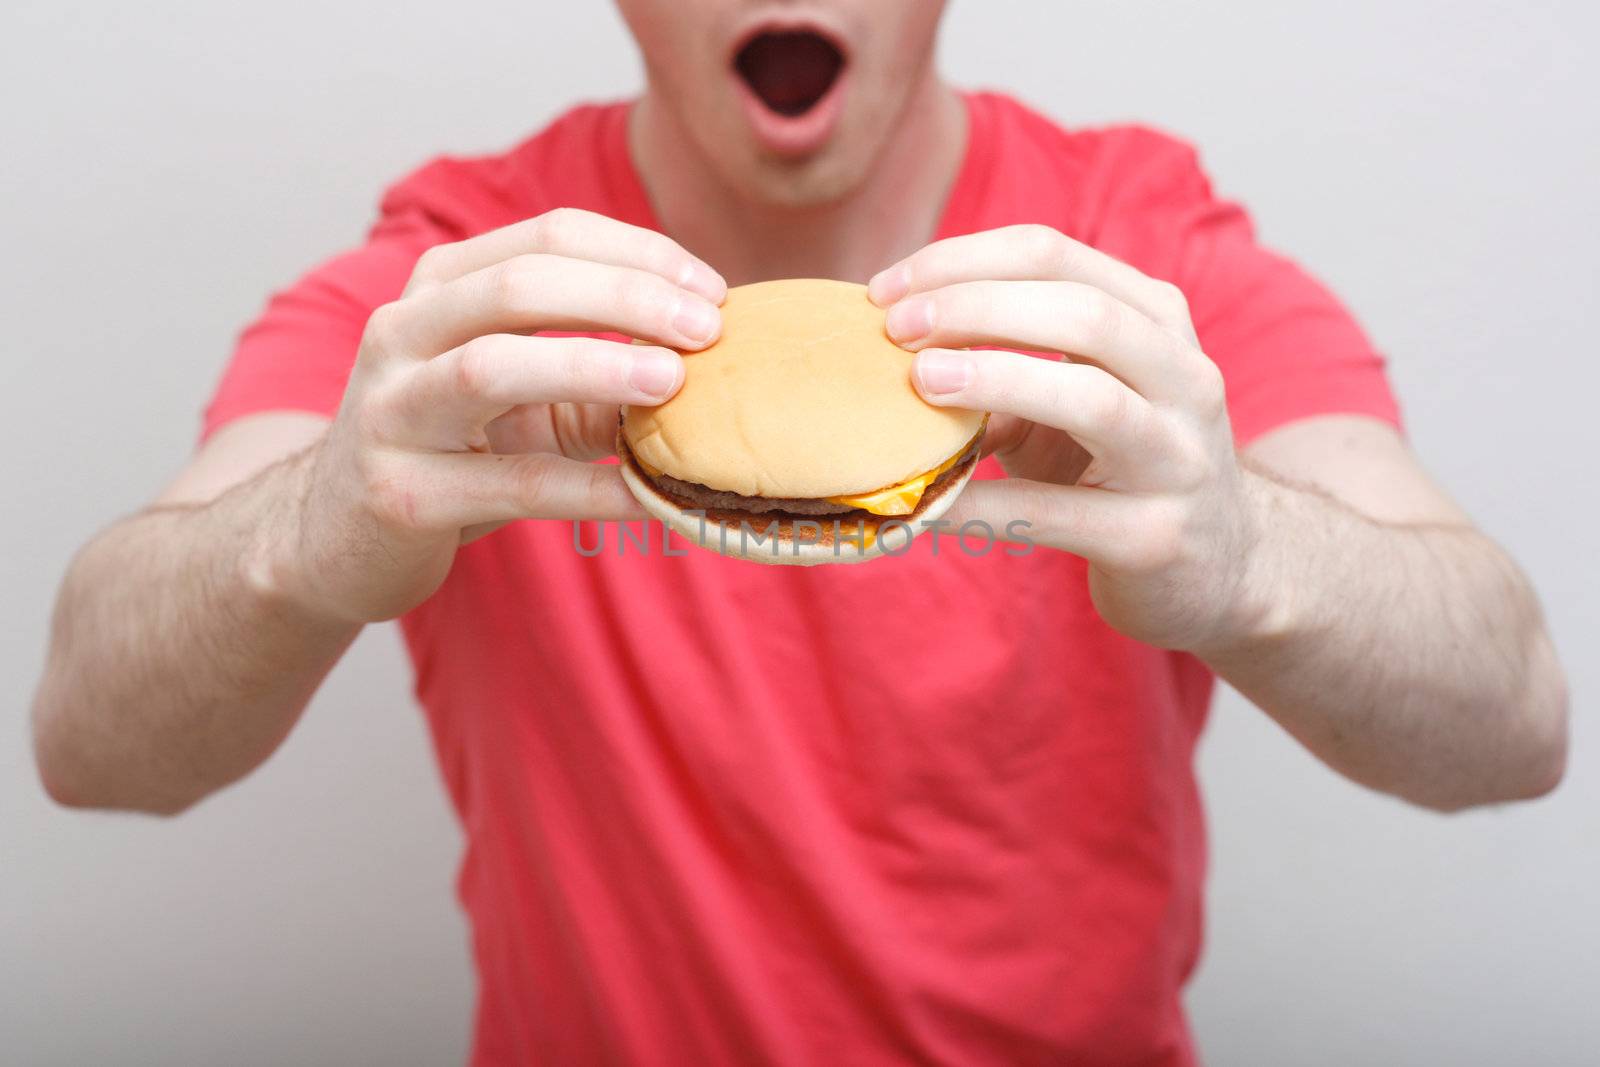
[{"xmin": 617, "ymin": 433, "xmax": 979, "ymax": 566}]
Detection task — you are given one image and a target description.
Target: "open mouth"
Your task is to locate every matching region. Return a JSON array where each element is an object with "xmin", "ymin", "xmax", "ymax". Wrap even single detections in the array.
[{"xmin": 733, "ymin": 29, "xmax": 846, "ymax": 118}]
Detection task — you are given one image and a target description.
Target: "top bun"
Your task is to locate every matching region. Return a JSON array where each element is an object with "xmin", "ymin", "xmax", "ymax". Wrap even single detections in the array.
[{"xmin": 622, "ymin": 278, "xmax": 985, "ymax": 498}]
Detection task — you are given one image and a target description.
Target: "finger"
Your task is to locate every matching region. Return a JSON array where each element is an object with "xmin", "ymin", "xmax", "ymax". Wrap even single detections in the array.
[
  {"xmin": 380, "ymin": 254, "xmax": 723, "ymax": 358},
  {"xmin": 406, "ymin": 207, "xmax": 726, "ymax": 303},
  {"xmin": 938, "ymin": 477, "xmax": 1143, "ymax": 564},
  {"xmin": 910, "ymin": 347, "xmax": 1158, "ymax": 462},
  {"xmin": 389, "ymin": 451, "xmax": 646, "ymax": 531},
  {"xmin": 887, "ymin": 280, "xmax": 1203, "ymax": 403},
  {"xmin": 483, "ymin": 401, "xmax": 623, "ymax": 462},
  {"xmin": 869, "ymin": 224, "xmax": 1191, "ymax": 335},
  {"xmin": 392, "ymin": 335, "xmax": 682, "ymax": 448}
]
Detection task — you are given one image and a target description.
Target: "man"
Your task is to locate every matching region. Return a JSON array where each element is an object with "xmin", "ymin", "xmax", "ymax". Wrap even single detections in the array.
[{"xmin": 31, "ymin": 2, "xmax": 1566, "ymax": 1064}]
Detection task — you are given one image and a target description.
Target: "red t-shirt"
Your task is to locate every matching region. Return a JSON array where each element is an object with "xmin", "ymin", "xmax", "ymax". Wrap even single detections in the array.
[{"xmin": 206, "ymin": 92, "xmax": 1399, "ymax": 1066}]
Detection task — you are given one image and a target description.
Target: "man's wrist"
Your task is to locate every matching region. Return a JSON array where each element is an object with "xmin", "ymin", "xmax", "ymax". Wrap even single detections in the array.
[
  {"xmin": 1193, "ymin": 466, "xmax": 1302, "ymax": 664},
  {"xmin": 236, "ymin": 445, "xmax": 360, "ymax": 632}
]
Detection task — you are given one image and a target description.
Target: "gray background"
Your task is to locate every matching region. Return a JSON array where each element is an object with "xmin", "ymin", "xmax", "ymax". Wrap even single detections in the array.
[{"xmin": 3, "ymin": 1, "xmax": 1596, "ymax": 1064}]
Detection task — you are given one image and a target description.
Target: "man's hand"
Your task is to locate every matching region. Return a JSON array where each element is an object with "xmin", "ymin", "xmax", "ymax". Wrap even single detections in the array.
[
  {"xmin": 870, "ymin": 224, "xmax": 1566, "ymax": 808},
  {"xmin": 868, "ymin": 224, "xmax": 1256, "ymax": 653},
  {"xmin": 288, "ymin": 208, "xmax": 728, "ymax": 623},
  {"xmin": 31, "ymin": 208, "xmax": 730, "ymax": 812}
]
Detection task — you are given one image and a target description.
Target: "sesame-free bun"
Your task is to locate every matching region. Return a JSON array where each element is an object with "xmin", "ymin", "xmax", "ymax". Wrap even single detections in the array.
[{"xmin": 622, "ymin": 278, "xmax": 986, "ymax": 498}]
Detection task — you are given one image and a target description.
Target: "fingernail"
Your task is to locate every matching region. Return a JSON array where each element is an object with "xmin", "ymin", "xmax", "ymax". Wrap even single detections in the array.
[
  {"xmin": 672, "ymin": 297, "xmax": 719, "ymax": 345},
  {"xmin": 868, "ymin": 265, "xmax": 910, "ymax": 306},
  {"xmin": 885, "ymin": 298, "xmax": 933, "ymax": 344},
  {"xmin": 916, "ymin": 350, "xmax": 971, "ymax": 395},
  {"xmin": 628, "ymin": 348, "xmax": 681, "ymax": 398},
  {"xmin": 678, "ymin": 259, "xmax": 726, "ymax": 303}
]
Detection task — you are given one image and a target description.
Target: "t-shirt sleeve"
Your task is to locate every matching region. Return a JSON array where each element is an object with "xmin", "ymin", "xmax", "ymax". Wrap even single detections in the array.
[
  {"xmin": 199, "ymin": 208, "xmax": 438, "ymax": 442},
  {"xmin": 1096, "ymin": 129, "xmax": 1402, "ymax": 447}
]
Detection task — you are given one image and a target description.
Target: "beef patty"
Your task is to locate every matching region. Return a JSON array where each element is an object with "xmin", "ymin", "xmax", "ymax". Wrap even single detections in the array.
[{"xmin": 627, "ymin": 438, "xmax": 982, "ymax": 519}]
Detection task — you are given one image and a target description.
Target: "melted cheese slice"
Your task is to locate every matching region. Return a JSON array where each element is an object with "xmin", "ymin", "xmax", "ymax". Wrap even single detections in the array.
[
  {"xmin": 630, "ymin": 424, "xmax": 981, "ymax": 518},
  {"xmin": 825, "ymin": 447, "xmax": 967, "ymax": 516}
]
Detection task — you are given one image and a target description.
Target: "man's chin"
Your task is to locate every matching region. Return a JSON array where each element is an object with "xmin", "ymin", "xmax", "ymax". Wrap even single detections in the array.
[{"xmin": 725, "ymin": 148, "xmax": 870, "ymax": 210}]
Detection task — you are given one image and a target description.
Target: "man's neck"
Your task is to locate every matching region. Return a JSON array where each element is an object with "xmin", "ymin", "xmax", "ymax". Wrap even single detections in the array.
[{"xmin": 630, "ymin": 75, "xmax": 967, "ymax": 287}]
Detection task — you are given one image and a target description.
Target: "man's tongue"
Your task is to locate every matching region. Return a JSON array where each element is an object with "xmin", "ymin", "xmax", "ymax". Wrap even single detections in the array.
[{"xmin": 735, "ymin": 32, "xmax": 844, "ymax": 117}]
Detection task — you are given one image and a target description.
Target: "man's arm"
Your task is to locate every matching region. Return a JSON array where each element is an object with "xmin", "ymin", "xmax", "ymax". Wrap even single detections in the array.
[
  {"xmin": 1214, "ymin": 415, "xmax": 1566, "ymax": 810},
  {"xmin": 32, "ymin": 416, "xmax": 354, "ymax": 814},
  {"xmin": 868, "ymin": 225, "xmax": 1568, "ymax": 812},
  {"xmin": 32, "ymin": 209, "xmax": 728, "ymax": 815}
]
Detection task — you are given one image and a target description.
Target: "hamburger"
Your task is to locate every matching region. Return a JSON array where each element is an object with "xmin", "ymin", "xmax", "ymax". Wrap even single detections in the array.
[{"xmin": 618, "ymin": 278, "xmax": 987, "ymax": 565}]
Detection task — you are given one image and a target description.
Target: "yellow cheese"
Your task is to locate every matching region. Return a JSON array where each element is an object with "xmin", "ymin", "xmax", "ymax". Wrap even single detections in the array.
[
  {"xmin": 825, "ymin": 447, "xmax": 967, "ymax": 516},
  {"xmin": 631, "ymin": 424, "xmax": 981, "ymax": 518}
]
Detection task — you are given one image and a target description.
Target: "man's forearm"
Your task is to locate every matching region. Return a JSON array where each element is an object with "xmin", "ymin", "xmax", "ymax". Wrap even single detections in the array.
[
  {"xmin": 32, "ymin": 446, "xmax": 360, "ymax": 814},
  {"xmin": 1203, "ymin": 466, "xmax": 1567, "ymax": 811}
]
